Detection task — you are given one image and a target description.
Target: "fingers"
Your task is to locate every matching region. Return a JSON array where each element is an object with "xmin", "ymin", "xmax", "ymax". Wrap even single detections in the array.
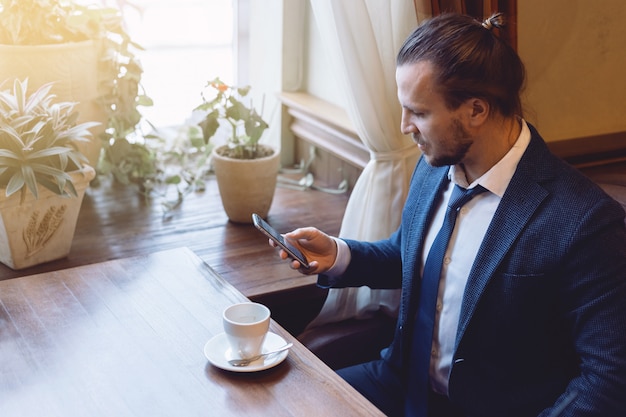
[
  {"xmin": 268, "ymin": 227, "xmax": 328, "ymax": 275},
  {"xmin": 290, "ymin": 259, "xmax": 319, "ymax": 275},
  {"xmin": 284, "ymin": 227, "xmax": 320, "ymax": 241},
  {"xmin": 274, "ymin": 246, "xmax": 297, "ymax": 263},
  {"xmin": 278, "ymin": 248, "xmax": 290, "ymax": 260}
]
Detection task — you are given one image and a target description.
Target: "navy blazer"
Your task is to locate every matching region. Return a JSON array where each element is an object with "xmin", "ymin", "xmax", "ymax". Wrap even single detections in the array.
[{"xmin": 320, "ymin": 125, "xmax": 626, "ymax": 416}]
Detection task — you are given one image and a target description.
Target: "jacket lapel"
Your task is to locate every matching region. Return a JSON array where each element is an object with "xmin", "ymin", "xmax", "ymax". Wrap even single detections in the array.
[
  {"xmin": 400, "ymin": 162, "xmax": 449, "ymax": 322},
  {"xmin": 455, "ymin": 129, "xmax": 554, "ymax": 345}
]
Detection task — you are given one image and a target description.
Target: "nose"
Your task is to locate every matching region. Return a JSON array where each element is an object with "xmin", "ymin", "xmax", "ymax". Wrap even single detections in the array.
[{"xmin": 400, "ymin": 109, "xmax": 417, "ymax": 136}]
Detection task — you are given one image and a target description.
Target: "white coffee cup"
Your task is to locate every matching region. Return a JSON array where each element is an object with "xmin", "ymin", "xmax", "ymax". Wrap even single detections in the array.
[{"xmin": 223, "ymin": 302, "xmax": 270, "ymax": 359}]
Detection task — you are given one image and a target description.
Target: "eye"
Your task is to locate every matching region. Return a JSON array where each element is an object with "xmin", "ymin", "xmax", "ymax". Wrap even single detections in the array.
[
  {"xmin": 407, "ymin": 106, "xmax": 425, "ymax": 117},
  {"xmin": 402, "ymin": 106, "xmax": 425, "ymax": 120}
]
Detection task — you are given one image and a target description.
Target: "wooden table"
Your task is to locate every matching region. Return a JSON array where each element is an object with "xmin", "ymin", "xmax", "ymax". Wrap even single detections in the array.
[{"xmin": 0, "ymin": 247, "xmax": 383, "ymax": 417}]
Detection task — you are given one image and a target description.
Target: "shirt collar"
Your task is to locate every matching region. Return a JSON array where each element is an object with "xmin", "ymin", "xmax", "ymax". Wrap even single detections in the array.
[{"xmin": 449, "ymin": 119, "xmax": 531, "ymax": 198}]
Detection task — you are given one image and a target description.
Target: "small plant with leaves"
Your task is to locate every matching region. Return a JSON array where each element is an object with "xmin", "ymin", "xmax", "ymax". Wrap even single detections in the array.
[
  {"xmin": 0, "ymin": 0, "xmax": 153, "ymax": 181},
  {"xmin": 0, "ymin": 78, "xmax": 98, "ymax": 202},
  {"xmin": 195, "ymin": 78, "xmax": 270, "ymax": 159},
  {"xmin": 126, "ymin": 123, "xmax": 214, "ymax": 212}
]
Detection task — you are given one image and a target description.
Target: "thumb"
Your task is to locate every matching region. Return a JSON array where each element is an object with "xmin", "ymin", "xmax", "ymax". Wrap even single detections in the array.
[{"xmin": 284, "ymin": 227, "xmax": 321, "ymax": 241}]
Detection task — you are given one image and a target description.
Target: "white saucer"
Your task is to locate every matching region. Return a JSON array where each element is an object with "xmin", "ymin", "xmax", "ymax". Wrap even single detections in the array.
[{"xmin": 204, "ymin": 331, "xmax": 289, "ymax": 372}]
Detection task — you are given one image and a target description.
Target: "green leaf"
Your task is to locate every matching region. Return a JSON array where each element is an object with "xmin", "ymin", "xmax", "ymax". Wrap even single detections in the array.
[
  {"xmin": 28, "ymin": 163, "xmax": 71, "ymax": 179},
  {"xmin": 64, "ymin": 179, "xmax": 78, "ymax": 197},
  {"xmin": 237, "ymin": 86, "xmax": 251, "ymax": 97},
  {"xmin": 226, "ymin": 98, "xmax": 250, "ymax": 121},
  {"xmin": 5, "ymin": 171, "xmax": 26, "ymax": 198},
  {"xmin": 21, "ymin": 164, "xmax": 39, "ymax": 197},
  {"xmin": 0, "ymin": 125, "xmax": 27, "ymax": 148},
  {"xmin": 14, "ymin": 78, "xmax": 26, "ymax": 114},
  {"xmin": 137, "ymin": 95, "xmax": 153, "ymax": 107},
  {"xmin": 36, "ymin": 176, "xmax": 72, "ymax": 197},
  {"xmin": 0, "ymin": 149, "xmax": 20, "ymax": 160},
  {"xmin": 66, "ymin": 150, "xmax": 87, "ymax": 169},
  {"xmin": 165, "ymin": 175, "xmax": 182, "ymax": 185},
  {"xmin": 198, "ymin": 110, "xmax": 220, "ymax": 143},
  {"xmin": 24, "ymin": 81, "xmax": 55, "ymax": 114},
  {"xmin": 26, "ymin": 147, "xmax": 73, "ymax": 159},
  {"xmin": 245, "ymin": 112, "xmax": 269, "ymax": 144}
]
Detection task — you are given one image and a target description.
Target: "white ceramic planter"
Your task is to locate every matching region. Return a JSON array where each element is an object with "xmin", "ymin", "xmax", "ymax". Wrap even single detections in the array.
[
  {"xmin": 0, "ymin": 41, "xmax": 107, "ymax": 167},
  {"xmin": 0, "ymin": 165, "xmax": 96, "ymax": 270},
  {"xmin": 211, "ymin": 145, "xmax": 280, "ymax": 223}
]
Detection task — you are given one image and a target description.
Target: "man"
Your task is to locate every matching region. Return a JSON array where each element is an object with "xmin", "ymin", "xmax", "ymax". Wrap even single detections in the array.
[{"xmin": 272, "ymin": 13, "xmax": 626, "ymax": 417}]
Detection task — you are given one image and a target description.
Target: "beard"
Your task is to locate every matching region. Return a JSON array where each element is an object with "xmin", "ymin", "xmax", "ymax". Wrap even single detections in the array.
[{"xmin": 421, "ymin": 118, "xmax": 472, "ymax": 167}]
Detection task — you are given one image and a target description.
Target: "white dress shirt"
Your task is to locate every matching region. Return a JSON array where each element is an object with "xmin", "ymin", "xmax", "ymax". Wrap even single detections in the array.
[{"xmin": 329, "ymin": 120, "xmax": 531, "ymax": 393}]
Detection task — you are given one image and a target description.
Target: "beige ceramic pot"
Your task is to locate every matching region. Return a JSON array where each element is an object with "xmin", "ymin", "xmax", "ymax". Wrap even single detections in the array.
[
  {"xmin": 0, "ymin": 41, "xmax": 107, "ymax": 167},
  {"xmin": 0, "ymin": 165, "xmax": 96, "ymax": 269},
  {"xmin": 211, "ymin": 144, "xmax": 280, "ymax": 223}
]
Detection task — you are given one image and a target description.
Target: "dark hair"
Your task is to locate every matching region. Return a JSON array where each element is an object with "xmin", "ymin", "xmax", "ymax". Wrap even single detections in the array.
[{"xmin": 397, "ymin": 13, "xmax": 525, "ymax": 117}]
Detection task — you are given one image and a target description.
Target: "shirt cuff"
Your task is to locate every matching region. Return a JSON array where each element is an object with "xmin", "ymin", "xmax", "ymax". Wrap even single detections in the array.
[{"xmin": 325, "ymin": 237, "xmax": 351, "ymax": 277}]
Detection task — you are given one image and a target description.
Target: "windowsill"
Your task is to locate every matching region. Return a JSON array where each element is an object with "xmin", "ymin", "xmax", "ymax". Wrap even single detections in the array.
[{"xmin": 279, "ymin": 92, "xmax": 369, "ymax": 169}]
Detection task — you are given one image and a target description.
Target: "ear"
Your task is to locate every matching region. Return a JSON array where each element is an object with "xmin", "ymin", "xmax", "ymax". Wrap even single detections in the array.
[{"xmin": 466, "ymin": 98, "xmax": 489, "ymax": 127}]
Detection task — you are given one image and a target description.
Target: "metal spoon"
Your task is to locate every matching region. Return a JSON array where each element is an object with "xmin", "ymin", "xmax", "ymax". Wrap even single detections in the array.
[{"xmin": 228, "ymin": 342, "xmax": 293, "ymax": 367}]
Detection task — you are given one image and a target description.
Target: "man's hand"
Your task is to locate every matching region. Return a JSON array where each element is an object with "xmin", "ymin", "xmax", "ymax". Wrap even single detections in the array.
[{"xmin": 270, "ymin": 227, "xmax": 337, "ymax": 275}]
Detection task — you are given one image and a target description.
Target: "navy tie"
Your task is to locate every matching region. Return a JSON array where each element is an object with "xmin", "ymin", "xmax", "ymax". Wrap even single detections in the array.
[{"xmin": 407, "ymin": 183, "xmax": 487, "ymax": 416}]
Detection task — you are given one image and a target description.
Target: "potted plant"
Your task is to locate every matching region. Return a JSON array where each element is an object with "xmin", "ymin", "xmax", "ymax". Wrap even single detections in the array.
[
  {"xmin": 195, "ymin": 77, "xmax": 277, "ymax": 223},
  {"xmin": 0, "ymin": 78, "xmax": 96, "ymax": 269},
  {"xmin": 0, "ymin": 0, "xmax": 151, "ymax": 169}
]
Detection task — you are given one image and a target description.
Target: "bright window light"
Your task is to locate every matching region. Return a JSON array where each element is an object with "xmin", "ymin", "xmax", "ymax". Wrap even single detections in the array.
[{"xmin": 120, "ymin": 0, "xmax": 235, "ymax": 129}]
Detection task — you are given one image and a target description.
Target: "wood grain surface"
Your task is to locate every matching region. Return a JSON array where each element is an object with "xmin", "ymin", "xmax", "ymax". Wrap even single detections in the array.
[
  {"xmin": 0, "ymin": 247, "xmax": 383, "ymax": 417},
  {"xmin": 0, "ymin": 175, "xmax": 348, "ymax": 299}
]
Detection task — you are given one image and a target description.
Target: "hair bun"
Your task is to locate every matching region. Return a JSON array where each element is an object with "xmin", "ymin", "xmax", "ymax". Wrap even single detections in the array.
[{"xmin": 481, "ymin": 12, "xmax": 505, "ymax": 30}]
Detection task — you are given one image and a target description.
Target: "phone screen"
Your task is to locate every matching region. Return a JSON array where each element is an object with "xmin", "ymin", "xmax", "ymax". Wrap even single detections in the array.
[{"xmin": 252, "ymin": 213, "xmax": 310, "ymax": 268}]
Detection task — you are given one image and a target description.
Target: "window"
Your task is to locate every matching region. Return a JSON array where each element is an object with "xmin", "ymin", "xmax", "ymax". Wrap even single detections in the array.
[{"xmin": 121, "ymin": 0, "xmax": 236, "ymax": 129}]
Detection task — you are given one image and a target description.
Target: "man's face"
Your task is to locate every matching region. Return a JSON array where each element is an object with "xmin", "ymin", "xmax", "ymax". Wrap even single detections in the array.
[{"xmin": 396, "ymin": 61, "xmax": 473, "ymax": 167}]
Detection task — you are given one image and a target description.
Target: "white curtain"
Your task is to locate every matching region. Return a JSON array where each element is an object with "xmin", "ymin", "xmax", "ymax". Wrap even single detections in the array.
[{"xmin": 307, "ymin": 0, "xmax": 431, "ymax": 328}]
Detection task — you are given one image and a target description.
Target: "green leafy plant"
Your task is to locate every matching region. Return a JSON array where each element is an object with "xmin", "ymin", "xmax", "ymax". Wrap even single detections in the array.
[
  {"xmin": 0, "ymin": 0, "xmax": 153, "ymax": 180},
  {"xmin": 131, "ymin": 78, "xmax": 270, "ymax": 212},
  {"xmin": 0, "ymin": 78, "xmax": 97, "ymax": 202},
  {"xmin": 195, "ymin": 78, "xmax": 270, "ymax": 159},
  {"xmin": 1, "ymin": 0, "xmax": 109, "ymax": 44},
  {"xmin": 142, "ymin": 124, "xmax": 214, "ymax": 211}
]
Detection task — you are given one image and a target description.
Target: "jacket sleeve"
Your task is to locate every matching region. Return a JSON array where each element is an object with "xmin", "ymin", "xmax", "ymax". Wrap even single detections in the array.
[
  {"xmin": 317, "ymin": 228, "xmax": 404, "ymax": 290},
  {"xmin": 541, "ymin": 196, "xmax": 626, "ymax": 417}
]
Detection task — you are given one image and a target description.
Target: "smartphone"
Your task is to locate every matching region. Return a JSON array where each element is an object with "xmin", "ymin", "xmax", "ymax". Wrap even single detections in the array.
[{"xmin": 252, "ymin": 213, "xmax": 310, "ymax": 268}]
